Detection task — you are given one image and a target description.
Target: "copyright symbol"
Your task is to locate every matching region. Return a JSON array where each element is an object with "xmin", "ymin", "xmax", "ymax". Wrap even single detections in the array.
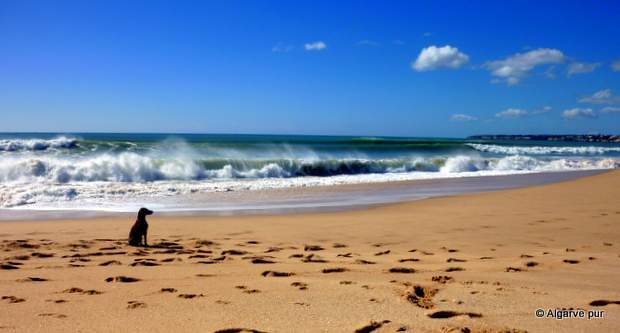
[{"xmin": 535, "ymin": 309, "xmax": 545, "ymax": 318}]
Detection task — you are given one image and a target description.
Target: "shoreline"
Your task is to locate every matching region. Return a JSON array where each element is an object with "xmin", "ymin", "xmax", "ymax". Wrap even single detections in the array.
[
  {"xmin": 0, "ymin": 169, "xmax": 607, "ymax": 222},
  {"xmin": 0, "ymin": 170, "xmax": 618, "ymax": 332}
]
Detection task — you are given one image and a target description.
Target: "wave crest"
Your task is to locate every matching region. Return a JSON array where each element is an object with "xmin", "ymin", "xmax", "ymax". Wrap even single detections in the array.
[{"xmin": 0, "ymin": 136, "xmax": 78, "ymax": 152}]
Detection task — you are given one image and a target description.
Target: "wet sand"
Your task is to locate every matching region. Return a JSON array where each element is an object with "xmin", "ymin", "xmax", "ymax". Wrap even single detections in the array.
[{"xmin": 1, "ymin": 170, "xmax": 619, "ymax": 332}]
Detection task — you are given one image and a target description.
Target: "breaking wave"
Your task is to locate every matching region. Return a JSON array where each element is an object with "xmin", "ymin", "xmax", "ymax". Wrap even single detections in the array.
[
  {"xmin": 467, "ymin": 143, "xmax": 620, "ymax": 155},
  {"xmin": 0, "ymin": 136, "xmax": 78, "ymax": 152}
]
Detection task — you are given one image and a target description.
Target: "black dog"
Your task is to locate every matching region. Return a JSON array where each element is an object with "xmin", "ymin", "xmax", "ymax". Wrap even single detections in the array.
[{"xmin": 128, "ymin": 208, "xmax": 153, "ymax": 247}]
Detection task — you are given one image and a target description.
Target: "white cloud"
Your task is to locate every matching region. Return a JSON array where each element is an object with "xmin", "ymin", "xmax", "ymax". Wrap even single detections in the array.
[
  {"xmin": 450, "ymin": 114, "xmax": 477, "ymax": 122},
  {"xmin": 412, "ymin": 45, "xmax": 469, "ymax": 71},
  {"xmin": 601, "ymin": 107, "xmax": 620, "ymax": 113},
  {"xmin": 272, "ymin": 42, "xmax": 294, "ymax": 53},
  {"xmin": 567, "ymin": 62, "xmax": 600, "ymax": 76},
  {"xmin": 357, "ymin": 40, "xmax": 380, "ymax": 47},
  {"xmin": 532, "ymin": 106, "xmax": 553, "ymax": 114},
  {"xmin": 495, "ymin": 108, "xmax": 528, "ymax": 119},
  {"xmin": 304, "ymin": 41, "xmax": 327, "ymax": 51},
  {"xmin": 611, "ymin": 58, "xmax": 620, "ymax": 71},
  {"xmin": 578, "ymin": 89, "xmax": 620, "ymax": 104},
  {"xmin": 562, "ymin": 108, "xmax": 596, "ymax": 119},
  {"xmin": 484, "ymin": 48, "xmax": 566, "ymax": 85}
]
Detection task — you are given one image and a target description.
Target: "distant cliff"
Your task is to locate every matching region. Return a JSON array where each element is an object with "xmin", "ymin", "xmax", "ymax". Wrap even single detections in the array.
[{"xmin": 467, "ymin": 134, "xmax": 620, "ymax": 143}]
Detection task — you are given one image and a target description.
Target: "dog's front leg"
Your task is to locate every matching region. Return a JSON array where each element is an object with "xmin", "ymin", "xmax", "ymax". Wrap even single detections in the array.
[{"xmin": 143, "ymin": 229, "xmax": 148, "ymax": 247}]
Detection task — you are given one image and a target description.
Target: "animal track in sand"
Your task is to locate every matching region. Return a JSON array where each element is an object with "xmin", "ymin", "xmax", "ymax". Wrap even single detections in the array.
[
  {"xmin": 427, "ymin": 310, "xmax": 482, "ymax": 319},
  {"xmin": 221, "ymin": 249, "xmax": 248, "ymax": 256},
  {"xmin": 62, "ymin": 287, "xmax": 103, "ymax": 295},
  {"xmin": 340, "ymin": 281, "xmax": 355, "ymax": 285},
  {"xmin": 389, "ymin": 267, "xmax": 416, "ymax": 273},
  {"xmin": 38, "ymin": 313, "xmax": 67, "ymax": 319},
  {"xmin": 505, "ymin": 267, "xmax": 522, "ymax": 272},
  {"xmin": 127, "ymin": 301, "xmax": 146, "ymax": 309},
  {"xmin": 563, "ymin": 259, "xmax": 580, "ymax": 264},
  {"xmin": 525, "ymin": 261, "xmax": 539, "ymax": 267},
  {"xmin": 105, "ymin": 276, "xmax": 140, "ymax": 283},
  {"xmin": 445, "ymin": 267, "xmax": 464, "ymax": 272},
  {"xmin": 251, "ymin": 258, "xmax": 276, "ymax": 264},
  {"xmin": 301, "ymin": 254, "xmax": 328, "ymax": 263},
  {"xmin": 322, "ymin": 267, "xmax": 348, "ymax": 273},
  {"xmin": 291, "ymin": 282, "xmax": 308, "ymax": 290},
  {"xmin": 337, "ymin": 253, "xmax": 353, "ymax": 258},
  {"xmin": 374, "ymin": 250, "xmax": 390, "ymax": 256},
  {"xmin": 178, "ymin": 293, "xmax": 205, "ymax": 299},
  {"xmin": 355, "ymin": 259, "xmax": 376, "ymax": 265},
  {"xmin": 354, "ymin": 320, "xmax": 391, "ymax": 333},
  {"xmin": 214, "ymin": 329, "xmax": 266, "ymax": 333},
  {"xmin": 160, "ymin": 288, "xmax": 177, "ymax": 293},
  {"xmin": 590, "ymin": 300, "xmax": 620, "ymax": 306},
  {"xmin": 17, "ymin": 277, "xmax": 48, "ymax": 282},
  {"xmin": 2, "ymin": 296, "xmax": 25, "ymax": 303},
  {"xmin": 262, "ymin": 270, "xmax": 294, "ymax": 277},
  {"xmin": 398, "ymin": 258, "xmax": 419, "ymax": 263},
  {"xmin": 432, "ymin": 275, "xmax": 454, "ymax": 284},
  {"xmin": 402, "ymin": 285, "xmax": 438, "ymax": 309},
  {"xmin": 304, "ymin": 245, "xmax": 324, "ymax": 251}
]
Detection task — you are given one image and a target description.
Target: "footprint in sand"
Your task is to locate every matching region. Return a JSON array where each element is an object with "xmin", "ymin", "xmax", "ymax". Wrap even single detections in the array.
[
  {"xmin": 333, "ymin": 243, "xmax": 347, "ymax": 248},
  {"xmin": 105, "ymin": 276, "xmax": 140, "ymax": 283},
  {"xmin": 340, "ymin": 281, "xmax": 355, "ymax": 285},
  {"xmin": 62, "ymin": 287, "xmax": 103, "ymax": 295},
  {"xmin": 525, "ymin": 261, "xmax": 539, "ymax": 267},
  {"xmin": 262, "ymin": 270, "xmax": 294, "ymax": 277},
  {"xmin": 127, "ymin": 301, "xmax": 146, "ymax": 309},
  {"xmin": 355, "ymin": 259, "xmax": 376, "ymax": 265},
  {"xmin": 322, "ymin": 267, "xmax": 348, "ymax": 273},
  {"xmin": 291, "ymin": 282, "xmax": 308, "ymax": 290},
  {"xmin": 431, "ymin": 275, "xmax": 454, "ymax": 284},
  {"xmin": 2, "ymin": 296, "xmax": 26, "ymax": 303},
  {"xmin": 214, "ymin": 329, "xmax": 266, "ymax": 333},
  {"xmin": 304, "ymin": 245, "xmax": 324, "ymax": 251},
  {"xmin": 402, "ymin": 285, "xmax": 438, "ymax": 309},
  {"xmin": 589, "ymin": 300, "xmax": 620, "ymax": 306},
  {"xmin": 398, "ymin": 258, "xmax": 419, "ymax": 263},
  {"xmin": 563, "ymin": 259, "xmax": 580, "ymax": 264},
  {"xmin": 130, "ymin": 261, "xmax": 161, "ymax": 267},
  {"xmin": 99, "ymin": 260, "xmax": 122, "ymax": 266},
  {"xmin": 505, "ymin": 267, "xmax": 522, "ymax": 272},
  {"xmin": 38, "ymin": 313, "xmax": 67, "ymax": 319},
  {"xmin": 160, "ymin": 288, "xmax": 177, "ymax": 293},
  {"xmin": 446, "ymin": 258, "xmax": 466, "ymax": 263},
  {"xmin": 250, "ymin": 258, "xmax": 276, "ymax": 264},
  {"xmin": 221, "ymin": 249, "xmax": 248, "ymax": 256},
  {"xmin": 46, "ymin": 299, "xmax": 68, "ymax": 303},
  {"xmin": 1, "ymin": 264, "xmax": 20, "ymax": 270},
  {"xmin": 178, "ymin": 293, "xmax": 205, "ymax": 299},
  {"xmin": 17, "ymin": 277, "xmax": 48, "ymax": 282},
  {"xmin": 427, "ymin": 310, "xmax": 482, "ymax": 319},
  {"xmin": 31, "ymin": 252, "xmax": 55, "ymax": 258},
  {"xmin": 354, "ymin": 320, "xmax": 391, "ymax": 333},
  {"xmin": 445, "ymin": 267, "xmax": 464, "ymax": 272},
  {"xmin": 301, "ymin": 254, "xmax": 328, "ymax": 263},
  {"xmin": 389, "ymin": 267, "xmax": 416, "ymax": 273},
  {"xmin": 374, "ymin": 250, "xmax": 390, "ymax": 256}
]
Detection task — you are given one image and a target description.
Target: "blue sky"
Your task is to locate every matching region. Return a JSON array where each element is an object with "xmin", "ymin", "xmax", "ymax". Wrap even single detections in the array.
[{"xmin": 1, "ymin": 0, "xmax": 619, "ymax": 137}]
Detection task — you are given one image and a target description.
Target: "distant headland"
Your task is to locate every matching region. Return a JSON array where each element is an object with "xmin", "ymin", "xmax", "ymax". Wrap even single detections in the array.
[{"xmin": 468, "ymin": 134, "xmax": 620, "ymax": 143}]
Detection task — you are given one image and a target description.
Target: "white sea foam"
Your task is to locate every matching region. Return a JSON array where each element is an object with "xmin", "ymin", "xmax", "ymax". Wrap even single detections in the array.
[
  {"xmin": 467, "ymin": 143, "xmax": 620, "ymax": 155},
  {"xmin": 0, "ymin": 136, "xmax": 77, "ymax": 152}
]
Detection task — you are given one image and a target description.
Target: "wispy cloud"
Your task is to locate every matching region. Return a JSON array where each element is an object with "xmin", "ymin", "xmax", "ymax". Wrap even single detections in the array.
[
  {"xmin": 357, "ymin": 40, "xmax": 380, "ymax": 47},
  {"xmin": 611, "ymin": 58, "xmax": 620, "ymax": 72},
  {"xmin": 450, "ymin": 114, "xmax": 477, "ymax": 122},
  {"xmin": 601, "ymin": 106, "xmax": 620, "ymax": 113},
  {"xmin": 567, "ymin": 61, "xmax": 600, "ymax": 76},
  {"xmin": 562, "ymin": 108, "xmax": 596, "ymax": 119},
  {"xmin": 272, "ymin": 42, "xmax": 294, "ymax": 53},
  {"xmin": 578, "ymin": 89, "xmax": 620, "ymax": 104},
  {"xmin": 304, "ymin": 41, "xmax": 327, "ymax": 51},
  {"xmin": 412, "ymin": 45, "xmax": 469, "ymax": 71},
  {"xmin": 495, "ymin": 108, "xmax": 528, "ymax": 119},
  {"xmin": 484, "ymin": 48, "xmax": 565, "ymax": 85},
  {"xmin": 532, "ymin": 106, "xmax": 553, "ymax": 114}
]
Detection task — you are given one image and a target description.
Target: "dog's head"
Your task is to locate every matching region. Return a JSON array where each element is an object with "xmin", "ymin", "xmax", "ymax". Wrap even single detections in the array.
[{"xmin": 137, "ymin": 207, "xmax": 154, "ymax": 219}]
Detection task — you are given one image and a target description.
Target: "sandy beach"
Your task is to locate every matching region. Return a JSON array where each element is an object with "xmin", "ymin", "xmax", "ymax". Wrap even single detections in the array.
[{"xmin": 1, "ymin": 171, "xmax": 619, "ymax": 332}]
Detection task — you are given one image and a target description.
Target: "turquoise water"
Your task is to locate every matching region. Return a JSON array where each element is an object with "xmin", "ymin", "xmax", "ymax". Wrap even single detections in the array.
[{"xmin": 0, "ymin": 132, "xmax": 618, "ymax": 210}]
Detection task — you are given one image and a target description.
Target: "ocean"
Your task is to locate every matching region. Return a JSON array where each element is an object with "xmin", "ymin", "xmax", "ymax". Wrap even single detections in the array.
[{"xmin": 0, "ymin": 133, "xmax": 618, "ymax": 214}]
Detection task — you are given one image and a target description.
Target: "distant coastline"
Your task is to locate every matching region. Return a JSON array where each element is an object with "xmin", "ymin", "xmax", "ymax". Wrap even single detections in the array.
[{"xmin": 468, "ymin": 134, "xmax": 620, "ymax": 143}]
